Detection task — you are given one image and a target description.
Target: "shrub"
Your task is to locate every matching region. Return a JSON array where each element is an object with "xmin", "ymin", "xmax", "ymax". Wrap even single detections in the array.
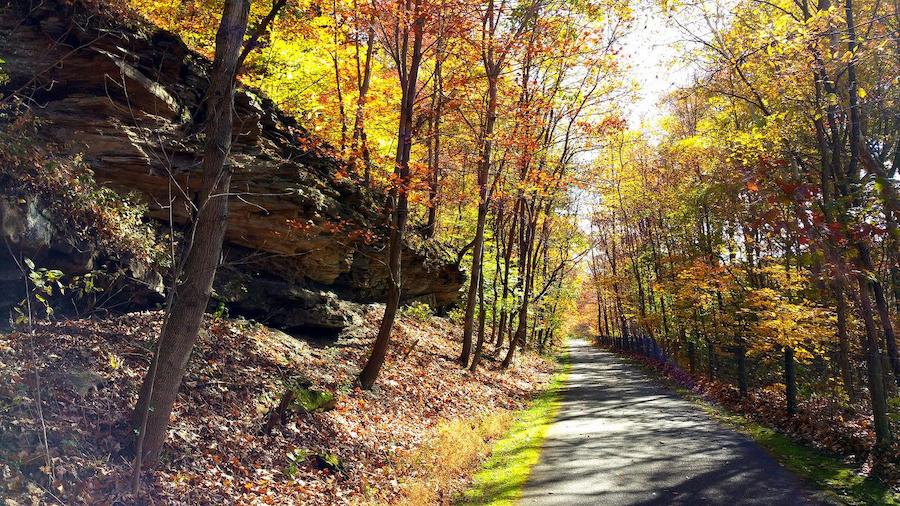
[
  {"xmin": 401, "ymin": 300, "xmax": 433, "ymax": 323},
  {"xmin": 0, "ymin": 116, "xmax": 166, "ymax": 267}
]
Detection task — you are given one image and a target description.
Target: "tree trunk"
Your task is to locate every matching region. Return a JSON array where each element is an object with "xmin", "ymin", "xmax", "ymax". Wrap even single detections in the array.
[
  {"xmin": 855, "ymin": 276, "xmax": 893, "ymax": 455},
  {"xmin": 870, "ymin": 277, "xmax": 900, "ymax": 385},
  {"xmin": 424, "ymin": 22, "xmax": 443, "ymax": 238},
  {"xmin": 351, "ymin": 15, "xmax": 375, "ymax": 184},
  {"xmin": 331, "ymin": 0, "xmax": 347, "ymax": 153},
  {"xmin": 470, "ymin": 268, "xmax": 488, "ymax": 370},
  {"xmin": 460, "ymin": 209, "xmax": 487, "ymax": 365},
  {"xmin": 784, "ymin": 346, "xmax": 797, "ymax": 416},
  {"xmin": 461, "ymin": 74, "xmax": 497, "ymax": 366},
  {"xmin": 688, "ymin": 341, "xmax": 697, "ymax": 375},
  {"xmin": 834, "ymin": 280, "xmax": 856, "ymax": 401},
  {"xmin": 132, "ymin": 0, "xmax": 251, "ymax": 472},
  {"xmin": 707, "ymin": 338, "xmax": 716, "ymax": 379},
  {"xmin": 358, "ymin": 0, "xmax": 424, "ymax": 389},
  {"xmin": 495, "ymin": 199, "xmax": 519, "ymax": 348},
  {"xmin": 736, "ymin": 345, "xmax": 748, "ymax": 396},
  {"xmin": 503, "ymin": 200, "xmax": 532, "ymax": 369}
]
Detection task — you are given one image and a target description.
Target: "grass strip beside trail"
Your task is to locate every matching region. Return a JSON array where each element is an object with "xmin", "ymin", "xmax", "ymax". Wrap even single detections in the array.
[
  {"xmin": 619, "ymin": 351, "xmax": 898, "ymax": 506},
  {"xmin": 457, "ymin": 345, "xmax": 572, "ymax": 506}
]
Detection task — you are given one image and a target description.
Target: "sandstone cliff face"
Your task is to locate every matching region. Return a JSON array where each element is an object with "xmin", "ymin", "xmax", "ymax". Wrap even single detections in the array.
[{"xmin": 0, "ymin": 0, "xmax": 463, "ymax": 330}]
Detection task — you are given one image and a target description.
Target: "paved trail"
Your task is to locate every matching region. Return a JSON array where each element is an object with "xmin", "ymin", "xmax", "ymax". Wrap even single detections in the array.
[{"xmin": 520, "ymin": 339, "xmax": 827, "ymax": 505}]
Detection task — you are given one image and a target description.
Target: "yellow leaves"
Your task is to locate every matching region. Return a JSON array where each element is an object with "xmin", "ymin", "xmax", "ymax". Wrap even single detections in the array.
[
  {"xmin": 107, "ymin": 353, "xmax": 123, "ymax": 370},
  {"xmin": 744, "ymin": 268, "xmax": 835, "ymax": 363},
  {"xmin": 673, "ymin": 134, "xmax": 709, "ymax": 153}
]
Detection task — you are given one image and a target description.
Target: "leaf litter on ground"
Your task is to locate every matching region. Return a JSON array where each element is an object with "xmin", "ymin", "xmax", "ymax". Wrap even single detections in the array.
[{"xmin": 0, "ymin": 308, "xmax": 554, "ymax": 505}]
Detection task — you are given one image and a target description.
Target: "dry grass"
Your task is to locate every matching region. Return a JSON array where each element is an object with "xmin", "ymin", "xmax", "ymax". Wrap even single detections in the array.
[{"xmin": 394, "ymin": 411, "xmax": 515, "ymax": 505}]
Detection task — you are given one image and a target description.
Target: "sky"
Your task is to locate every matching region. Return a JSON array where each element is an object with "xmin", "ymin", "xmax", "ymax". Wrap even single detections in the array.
[{"xmin": 620, "ymin": 1, "xmax": 698, "ymax": 127}]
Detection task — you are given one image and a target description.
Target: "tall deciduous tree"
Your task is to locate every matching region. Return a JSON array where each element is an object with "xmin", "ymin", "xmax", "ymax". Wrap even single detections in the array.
[
  {"xmin": 358, "ymin": 0, "xmax": 427, "ymax": 389},
  {"xmin": 131, "ymin": 0, "xmax": 271, "ymax": 476}
]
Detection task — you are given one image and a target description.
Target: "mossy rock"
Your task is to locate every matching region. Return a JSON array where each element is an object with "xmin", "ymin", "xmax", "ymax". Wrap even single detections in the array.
[{"xmin": 287, "ymin": 384, "xmax": 336, "ymax": 414}]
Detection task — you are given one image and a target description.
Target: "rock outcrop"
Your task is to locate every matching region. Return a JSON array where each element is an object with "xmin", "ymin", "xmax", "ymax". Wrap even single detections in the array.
[
  {"xmin": 0, "ymin": 0, "xmax": 464, "ymax": 330},
  {"xmin": 0, "ymin": 195, "xmax": 164, "ymax": 313}
]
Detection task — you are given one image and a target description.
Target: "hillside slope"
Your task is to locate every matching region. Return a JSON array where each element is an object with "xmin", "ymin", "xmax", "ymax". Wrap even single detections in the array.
[{"xmin": 0, "ymin": 309, "xmax": 553, "ymax": 504}]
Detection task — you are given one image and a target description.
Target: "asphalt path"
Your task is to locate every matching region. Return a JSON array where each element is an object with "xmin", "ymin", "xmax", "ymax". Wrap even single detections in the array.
[{"xmin": 520, "ymin": 339, "xmax": 829, "ymax": 505}]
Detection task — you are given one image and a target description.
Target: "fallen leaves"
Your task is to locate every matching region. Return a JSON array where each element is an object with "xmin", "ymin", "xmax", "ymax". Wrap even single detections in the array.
[{"xmin": 0, "ymin": 309, "xmax": 553, "ymax": 505}]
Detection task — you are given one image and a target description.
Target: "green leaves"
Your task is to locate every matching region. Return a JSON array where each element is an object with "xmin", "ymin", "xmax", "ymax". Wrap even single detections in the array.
[
  {"xmin": 284, "ymin": 447, "xmax": 311, "ymax": 478},
  {"xmin": 13, "ymin": 259, "xmax": 105, "ymax": 325}
]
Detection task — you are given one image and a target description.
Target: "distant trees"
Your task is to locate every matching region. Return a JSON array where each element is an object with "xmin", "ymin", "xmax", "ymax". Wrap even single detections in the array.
[
  {"xmin": 351, "ymin": 0, "xmax": 631, "ymax": 379},
  {"xmin": 458, "ymin": 0, "xmax": 537, "ymax": 366},
  {"xmin": 128, "ymin": 0, "xmax": 629, "ymax": 383}
]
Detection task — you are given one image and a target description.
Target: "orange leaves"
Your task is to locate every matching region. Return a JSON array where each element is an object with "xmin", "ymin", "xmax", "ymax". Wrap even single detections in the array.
[{"xmin": 598, "ymin": 114, "xmax": 627, "ymax": 134}]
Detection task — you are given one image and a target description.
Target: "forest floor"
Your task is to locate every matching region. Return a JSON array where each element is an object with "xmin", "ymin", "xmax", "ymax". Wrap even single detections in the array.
[{"xmin": 0, "ymin": 308, "xmax": 555, "ymax": 505}]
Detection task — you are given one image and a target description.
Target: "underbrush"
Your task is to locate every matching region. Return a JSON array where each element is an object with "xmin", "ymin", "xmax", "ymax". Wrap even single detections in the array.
[
  {"xmin": 395, "ymin": 411, "xmax": 515, "ymax": 505},
  {"xmin": 0, "ymin": 114, "xmax": 166, "ymax": 267},
  {"xmin": 458, "ymin": 345, "xmax": 571, "ymax": 506}
]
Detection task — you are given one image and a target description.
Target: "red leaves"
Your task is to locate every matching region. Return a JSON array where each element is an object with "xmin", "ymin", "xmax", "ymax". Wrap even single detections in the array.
[{"xmin": 775, "ymin": 179, "xmax": 800, "ymax": 196}]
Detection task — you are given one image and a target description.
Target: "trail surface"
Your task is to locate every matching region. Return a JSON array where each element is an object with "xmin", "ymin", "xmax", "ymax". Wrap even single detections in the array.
[{"xmin": 520, "ymin": 339, "xmax": 827, "ymax": 505}]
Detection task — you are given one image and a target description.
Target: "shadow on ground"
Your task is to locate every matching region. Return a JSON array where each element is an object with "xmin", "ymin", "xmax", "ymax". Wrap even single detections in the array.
[{"xmin": 519, "ymin": 339, "xmax": 828, "ymax": 506}]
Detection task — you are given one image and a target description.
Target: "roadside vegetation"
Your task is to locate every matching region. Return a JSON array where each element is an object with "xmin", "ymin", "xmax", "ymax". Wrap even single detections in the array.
[{"xmin": 459, "ymin": 345, "xmax": 571, "ymax": 506}]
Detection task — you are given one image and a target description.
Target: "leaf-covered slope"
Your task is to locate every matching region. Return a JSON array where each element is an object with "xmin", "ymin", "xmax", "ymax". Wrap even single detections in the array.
[{"xmin": 0, "ymin": 308, "xmax": 554, "ymax": 504}]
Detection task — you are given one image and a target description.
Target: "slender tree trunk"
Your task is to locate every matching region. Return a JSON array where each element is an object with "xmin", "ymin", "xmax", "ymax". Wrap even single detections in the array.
[
  {"xmin": 132, "ymin": 0, "xmax": 250, "ymax": 472},
  {"xmin": 843, "ymin": 0, "xmax": 899, "ymax": 395},
  {"xmin": 490, "ymin": 222, "xmax": 501, "ymax": 345},
  {"xmin": 706, "ymin": 337, "xmax": 716, "ymax": 379},
  {"xmin": 461, "ymin": 74, "xmax": 498, "ymax": 366},
  {"xmin": 359, "ymin": 0, "xmax": 424, "ymax": 389},
  {"xmin": 834, "ymin": 280, "xmax": 856, "ymax": 401},
  {"xmin": 495, "ymin": 199, "xmax": 519, "ymax": 348},
  {"xmin": 688, "ymin": 340, "xmax": 697, "ymax": 375},
  {"xmin": 785, "ymin": 346, "xmax": 797, "ymax": 416},
  {"xmin": 351, "ymin": 13, "xmax": 375, "ymax": 184},
  {"xmin": 871, "ymin": 277, "xmax": 900, "ymax": 385},
  {"xmin": 856, "ymin": 276, "xmax": 893, "ymax": 455},
  {"xmin": 460, "ymin": 210, "xmax": 487, "ymax": 365},
  {"xmin": 470, "ymin": 272, "xmax": 487, "ymax": 370},
  {"xmin": 736, "ymin": 344, "xmax": 748, "ymax": 396},
  {"xmin": 502, "ymin": 200, "xmax": 531, "ymax": 369},
  {"xmin": 424, "ymin": 21, "xmax": 443, "ymax": 238},
  {"xmin": 331, "ymin": 0, "xmax": 347, "ymax": 152}
]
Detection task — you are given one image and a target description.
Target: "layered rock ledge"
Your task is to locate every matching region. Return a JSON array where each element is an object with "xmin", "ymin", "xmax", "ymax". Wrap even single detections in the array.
[{"xmin": 0, "ymin": 0, "xmax": 463, "ymax": 330}]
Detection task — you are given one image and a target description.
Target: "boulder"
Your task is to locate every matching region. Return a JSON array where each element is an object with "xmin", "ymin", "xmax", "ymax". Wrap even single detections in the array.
[{"xmin": 0, "ymin": 195, "xmax": 164, "ymax": 313}]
